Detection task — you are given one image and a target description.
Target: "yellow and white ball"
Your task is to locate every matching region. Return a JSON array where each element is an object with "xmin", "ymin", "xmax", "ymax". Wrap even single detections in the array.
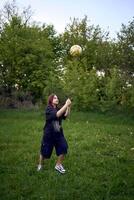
[{"xmin": 70, "ymin": 45, "xmax": 82, "ymax": 56}]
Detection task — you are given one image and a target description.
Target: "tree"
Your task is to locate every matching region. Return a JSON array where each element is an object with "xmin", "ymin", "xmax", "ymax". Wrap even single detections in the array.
[
  {"xmin": 0, "ymin": 1, "xmax": 59, "ymax": 102},
  {"xmin": 59, "ymin": 17, "xmax": 111, "ymax": 109},
  {"xmin": 117, "ymin": 17, "xmax": 134, "ymax": 74}
]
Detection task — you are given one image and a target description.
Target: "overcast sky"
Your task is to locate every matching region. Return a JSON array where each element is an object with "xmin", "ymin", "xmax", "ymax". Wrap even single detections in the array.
[{"xmin": 0, "ymin": 0, "xmax": 134, "ymax": 38}]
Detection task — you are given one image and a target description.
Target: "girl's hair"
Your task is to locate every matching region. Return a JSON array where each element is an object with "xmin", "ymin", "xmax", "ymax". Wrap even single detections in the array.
[{"xmin": 48, "ymin": 94, "xmax": 56, "ymax": 106}]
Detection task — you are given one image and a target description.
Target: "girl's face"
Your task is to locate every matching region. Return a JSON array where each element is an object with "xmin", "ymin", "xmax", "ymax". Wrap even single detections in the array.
[{"xmin": 52, "ymin": 95, "xmax": 59, "ymax": 106}]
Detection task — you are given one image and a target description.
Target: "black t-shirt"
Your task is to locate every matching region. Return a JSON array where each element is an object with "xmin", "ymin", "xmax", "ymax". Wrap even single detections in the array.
[{"xmin": 44, "ymin": 105, "xmax": 66, "ymax": 134}]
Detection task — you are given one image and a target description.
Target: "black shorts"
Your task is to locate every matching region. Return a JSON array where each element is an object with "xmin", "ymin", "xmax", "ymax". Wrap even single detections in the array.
[{"xmin": 40, "ymin": 133, "xmax": 68, "ymax": 158}]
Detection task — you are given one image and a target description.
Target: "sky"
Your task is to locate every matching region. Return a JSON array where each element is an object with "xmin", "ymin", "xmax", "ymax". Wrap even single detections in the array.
[{"xmin": 0, "ymin": 0, "xmax": 134, "ymax": 38}]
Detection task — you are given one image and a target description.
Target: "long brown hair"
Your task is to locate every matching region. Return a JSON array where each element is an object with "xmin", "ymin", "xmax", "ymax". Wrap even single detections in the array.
[{"xmin": 48, "ymin": 94, "xmax": 56, "ymax": 107}]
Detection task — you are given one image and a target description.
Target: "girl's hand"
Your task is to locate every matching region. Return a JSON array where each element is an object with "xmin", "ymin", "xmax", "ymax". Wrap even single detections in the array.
[{"xmin": 66, "ymin": 98, "xmax": 71, "ymax": 106}]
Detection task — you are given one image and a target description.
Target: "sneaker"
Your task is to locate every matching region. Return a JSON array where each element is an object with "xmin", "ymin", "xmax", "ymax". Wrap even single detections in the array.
[
  {"xmin": 55, "ymin": 164, "xmax": 66, "ymax": 174},
  {"xmin": 37, "ymin": 164, "xmax": 42, "ymax": 171}
]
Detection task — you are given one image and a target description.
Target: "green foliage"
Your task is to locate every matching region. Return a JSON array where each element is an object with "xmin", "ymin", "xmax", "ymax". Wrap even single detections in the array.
[
  {"xmin": 121, "ymin": 83, "xmax": 134, "ymax": 108},
  {"xmin": 42, "ymin": 72, "xmax": 66, "ymax": 106},
  {"xmin": 59, "ymin": 17, "xmax": 134, "ymax": 111},
  {"xmin": 0, "ymin": 1, "xmax": 59, "ymax": 101},
  {"xmin": 0, "ymin": 1, "xmax": 134, "ymax": 111},
  {"xmin": 117, "ymin": 17, "xmax": 134, "ymax": 73},
  {"xmin": 0, "ymin": 16, "xmax": 55, "ymax": 95},
  {"xmin": 101, "ymin": 67, "xmax": 124, "ymax": 109}
]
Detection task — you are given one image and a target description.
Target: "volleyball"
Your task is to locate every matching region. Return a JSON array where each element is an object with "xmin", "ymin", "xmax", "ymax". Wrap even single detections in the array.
[{"xmin": 70, "ymin": 45, "xmax": 82, "ymax": 56}]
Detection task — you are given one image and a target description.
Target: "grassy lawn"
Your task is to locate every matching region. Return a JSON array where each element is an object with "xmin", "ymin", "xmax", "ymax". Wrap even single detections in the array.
[{"xmin": 0, "ymin": 109, "xmax": 134, "ymax": 200}]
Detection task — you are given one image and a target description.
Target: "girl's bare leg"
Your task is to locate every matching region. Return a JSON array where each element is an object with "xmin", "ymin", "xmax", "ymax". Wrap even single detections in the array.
[
  {"xmin": 37, "ymin": 154, "xmax": 44, "ymax": 171},
  {"xmin": 56, "ymin": 154, "xmax": 64, "ymax": 165}
]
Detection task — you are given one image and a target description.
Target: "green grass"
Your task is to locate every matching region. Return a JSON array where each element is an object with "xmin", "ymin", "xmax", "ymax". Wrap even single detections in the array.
[{"xmin": 0, "ymin": 109, "xmax": 134, "ymax": 200}]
